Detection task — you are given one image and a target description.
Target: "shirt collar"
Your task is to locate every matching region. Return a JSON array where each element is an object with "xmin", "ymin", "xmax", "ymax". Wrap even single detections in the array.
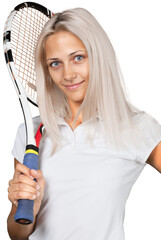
[{"xmin": 57, "ymin": 115, "xmax": 102, "ymax": 126}]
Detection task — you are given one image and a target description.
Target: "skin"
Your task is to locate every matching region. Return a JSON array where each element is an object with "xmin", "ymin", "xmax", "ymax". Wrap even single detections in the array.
[
  {"xmin": 146, "ymin": 141, "xmax": 161, "ymax": 173},
  {"xmin": 45, "ymin": 31, "xmax": 89, "ymax": 127},
  {"xmin": 44, "ymin": 31, "xmax": 161, "ymax": 172},
  {"xmin": 7, "ymin": 31, "xmax": 161, "ymax": 239},
  {"xmin": 7, "ymin": 160, "xmax": 46, "ymax": 239},
  {"xmin": 7, "ymin": 31, "xmax": 89, "ymax": 239}
]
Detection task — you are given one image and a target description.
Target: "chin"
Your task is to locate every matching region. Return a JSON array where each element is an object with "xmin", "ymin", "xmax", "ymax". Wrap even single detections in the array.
[{"xmin": 67, "ymin": 95, "xmax": 85, "ymax": 104}]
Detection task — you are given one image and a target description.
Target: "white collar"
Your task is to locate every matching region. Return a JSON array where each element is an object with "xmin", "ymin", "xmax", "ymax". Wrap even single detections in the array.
[{"xmin": 57, "ymin": 115, "xmax": 102, "ymax": 126}]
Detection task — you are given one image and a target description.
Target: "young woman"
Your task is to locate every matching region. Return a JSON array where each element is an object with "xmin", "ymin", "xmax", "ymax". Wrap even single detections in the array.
[{"xmin": 7, "ymin": 7, "xmax": 161, "ymax": 240}]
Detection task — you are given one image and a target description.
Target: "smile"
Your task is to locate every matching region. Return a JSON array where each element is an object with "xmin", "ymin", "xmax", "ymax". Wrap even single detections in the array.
[{"xmin": 64, "ymin": 80, "xmax": 85, "ymax": 90}]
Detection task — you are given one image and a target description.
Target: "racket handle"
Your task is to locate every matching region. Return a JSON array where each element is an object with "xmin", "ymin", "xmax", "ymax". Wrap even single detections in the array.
[{"xmin": 14, "ymin": 145, "xmax": 39, "ymax": 225}]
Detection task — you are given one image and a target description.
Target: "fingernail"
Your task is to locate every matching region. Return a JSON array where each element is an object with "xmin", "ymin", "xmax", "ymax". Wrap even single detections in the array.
[
  {"xmin": 30, "ymin": 175, "xmax": 34, "ymax": 179},
  {"xmin": 32, "ymin": 195, "xmax": 36, "ymax": 199},
  {"xmin": 32, "ymin": 170, "xmax": 38, "ymax": 175},
  {"xmin": 37, "ymin": 191, "xmax": 40, "ymax": 197},
  {"xmin": 36, "ymin": 185, "xmax": 40, "ymax": 190}
]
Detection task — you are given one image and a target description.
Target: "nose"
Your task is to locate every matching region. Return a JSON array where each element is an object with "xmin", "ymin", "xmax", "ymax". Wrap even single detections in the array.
[{"xmin": 63, "ymin": 63, "xmax": 77, "ymax": 82}]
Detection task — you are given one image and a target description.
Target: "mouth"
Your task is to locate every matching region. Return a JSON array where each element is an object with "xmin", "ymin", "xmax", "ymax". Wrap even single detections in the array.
[{"xmin": 64, "ymin": 80, "xmax": 85, "ymax": 90}]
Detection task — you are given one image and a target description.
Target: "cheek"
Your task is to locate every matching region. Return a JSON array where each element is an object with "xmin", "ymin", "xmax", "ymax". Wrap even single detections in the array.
[
  {"xmin": 84, "ymin": 62, "xmax": 90, "ymax": 79},
  {"xmin": 49, "ymin": 70, "xmax": 62, "ymax": 85},
  {"xmin": 78, "ymin": 62, "xmax": 89, "ymax": 79}
]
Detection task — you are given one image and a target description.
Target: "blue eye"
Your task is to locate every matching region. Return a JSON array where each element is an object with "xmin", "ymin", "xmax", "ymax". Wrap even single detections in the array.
[
  {"xmin": 75, "ymin": 55, "xmax": 84, "ymax": 61},
  {"xmin": 50, "ymin": 61, "xmax": 60, "ymax": 68}
]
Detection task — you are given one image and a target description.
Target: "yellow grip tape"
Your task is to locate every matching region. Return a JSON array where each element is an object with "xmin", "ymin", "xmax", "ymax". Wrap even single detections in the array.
[{"xmin": 25, "ymin": 149, "xmax": 38, "ymax": 155}]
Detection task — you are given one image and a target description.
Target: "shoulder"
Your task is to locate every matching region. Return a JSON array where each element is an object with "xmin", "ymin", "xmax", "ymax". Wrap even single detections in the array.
[
  {"xmin": 17, "ymin": 115, "xmax": 42, "ymax": 135},
  {"xmin": 132, "ymin": 111, "xmax": 161, "ymax": 130},
  {"xmin": 132, "ymin": 111, "xmax": 152, "ymax": 123},
  {"xmin": 133, "ymin": 111, "xmax": 161, "ymax": 165},
  {"xmin": 133, "ymin": 111, "xmax": 161, "ymax": 148},
  {"xmin": 32, "ymin": 115, "xmax": 42, "ymax": 132}
]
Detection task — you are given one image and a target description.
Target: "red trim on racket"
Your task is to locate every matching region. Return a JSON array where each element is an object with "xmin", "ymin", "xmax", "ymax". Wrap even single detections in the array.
[{"xmin": 35, "ymin": 123, "xmax": 44, "ymax": 147}]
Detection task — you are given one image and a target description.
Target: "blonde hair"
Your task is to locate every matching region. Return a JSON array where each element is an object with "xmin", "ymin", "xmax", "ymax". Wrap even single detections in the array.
[{"xmin": 35, "ymin": 7, "xmax": 147, "ymax": 154}]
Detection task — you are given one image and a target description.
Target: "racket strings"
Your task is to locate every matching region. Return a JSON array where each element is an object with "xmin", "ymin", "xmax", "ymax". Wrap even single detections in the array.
[
  {"xmin": 11, "ymin": 7, "xmax": 49, "ymax": 103},
  {"xmin": 12, "ymin": 12, "xmax": 44, "ymax": 47}
]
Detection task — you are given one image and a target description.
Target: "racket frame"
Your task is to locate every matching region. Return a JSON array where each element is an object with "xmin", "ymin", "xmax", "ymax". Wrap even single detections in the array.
[
  {"xmin": 3, "ymin": 2, "xmax": 53, "ymax": 146},
  {"xmin": 3, "ymin": 2, "xmax": 53, "ymax": 224}
]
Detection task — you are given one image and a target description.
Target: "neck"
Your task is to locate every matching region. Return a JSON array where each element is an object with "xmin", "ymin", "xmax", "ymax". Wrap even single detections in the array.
[{"xmin": 66, "ymin": 99, "xmax": 83, "ymax": 123}]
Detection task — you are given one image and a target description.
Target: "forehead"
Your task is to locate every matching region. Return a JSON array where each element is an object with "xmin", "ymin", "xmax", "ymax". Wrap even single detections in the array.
[{"xmin": 45, "ymin": 31, "xmax": 86, "ymax": 54}]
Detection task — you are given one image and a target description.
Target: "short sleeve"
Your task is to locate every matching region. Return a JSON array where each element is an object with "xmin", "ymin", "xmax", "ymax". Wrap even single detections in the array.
[
  {"xmin": 134, "ymin": 112, "xmax": 161, "ymax": 165},
  {"xmin": 11, "ymin": 116, "xmax": 42, "ymax": 163},
  {"xmin": 11, "ymin": 122, "xmax": 26, "ymax": 164}
]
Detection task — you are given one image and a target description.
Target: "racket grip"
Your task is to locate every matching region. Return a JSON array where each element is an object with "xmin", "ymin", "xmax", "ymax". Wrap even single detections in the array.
[{"xmin": 14, "ymin": 145, "xmax": 39, "ymax": 225}]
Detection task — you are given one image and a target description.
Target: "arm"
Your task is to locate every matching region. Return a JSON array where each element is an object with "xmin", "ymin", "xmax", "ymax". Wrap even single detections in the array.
[
  {"xmin": 146, "ymin": 141, "xmax": 161, "ymax": 173},
  {"xmin": 7, "ymin": 204, "xmax": 36, "ymax": 240},
  {"xmin": 7, "ymin": 158, "xmax": 45, "ymax": 240}
]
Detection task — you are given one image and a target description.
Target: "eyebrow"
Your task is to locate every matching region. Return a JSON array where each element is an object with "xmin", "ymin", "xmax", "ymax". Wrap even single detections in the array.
[{"xmin": 46, "ymin": 50, "xmax": 86, "ymax": 61}]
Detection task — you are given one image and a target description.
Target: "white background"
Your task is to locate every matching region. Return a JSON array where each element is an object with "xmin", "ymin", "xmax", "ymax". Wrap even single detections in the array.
[{"xmin": 1, "ymin": 0, "xmax": 161, "ymax": 239}]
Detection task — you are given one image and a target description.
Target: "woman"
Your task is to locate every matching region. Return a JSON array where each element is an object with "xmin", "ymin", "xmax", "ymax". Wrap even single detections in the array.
[{"xmin": 7, "ymin": 7, "xmax": 161, "ymax": 240}]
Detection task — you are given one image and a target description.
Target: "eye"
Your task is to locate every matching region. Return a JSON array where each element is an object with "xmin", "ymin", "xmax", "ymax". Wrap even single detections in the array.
[
  {"xmin": 74, "ymin": 55, "xmax": 84, "ymax": 62},
  {"xmin": 50, "ymin": 61, "xmax": 60, "ymax": 68}
]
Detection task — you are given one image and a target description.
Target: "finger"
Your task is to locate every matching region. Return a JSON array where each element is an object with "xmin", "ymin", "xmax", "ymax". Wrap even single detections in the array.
[
  {"xmin": 30, "ymin": 169, "xmax": 45, "ymax": 185},
  {"xmin": 12, "ymin": 174, "xmax": 39, "ymax": 189},
  {"xmin": 14, "ymin": 191, "xmax": 38, "ymax": 201},
  {"xmin": 14, "ymin": 163, "xmax": 33, "ymax": 179},
  {"xmin": 8, "ymin": 186, "xmax": 40, "ymax": 203},
  {"xmin": 13, "ymin": 182, "xmax": 39, "ymax": 195},
  {"xmin": 30, "ymin": 169, "xmax": 41, "ymax": 179},
  {"xmin": 31, "ymin": 170, "xmax": 45, "ymax": 192}
]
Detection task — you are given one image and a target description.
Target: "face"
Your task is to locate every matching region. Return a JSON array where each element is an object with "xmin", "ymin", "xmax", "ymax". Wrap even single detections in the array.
[{"xmin": 45, "ymin": 31, "xmax": 89, "ymax": 107}]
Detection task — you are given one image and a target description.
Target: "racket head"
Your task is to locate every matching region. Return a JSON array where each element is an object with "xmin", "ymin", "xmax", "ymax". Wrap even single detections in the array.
[
  {"xmin": 3, "ymin": 2, "xmax": 52, "ymax": 225},
  {"xmin": 3, "ymin": 2, "xmax": 53, "ymax": 106}
]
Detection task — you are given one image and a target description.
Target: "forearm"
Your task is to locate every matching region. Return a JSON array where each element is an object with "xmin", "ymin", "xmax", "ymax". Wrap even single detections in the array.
[
  {"xmin": 7, "ymin": 160, "xmax": 45, "ymax": 239},
  {"xmin": 7, "ymin": 207, "xmax": 36, "ymax": 240}
]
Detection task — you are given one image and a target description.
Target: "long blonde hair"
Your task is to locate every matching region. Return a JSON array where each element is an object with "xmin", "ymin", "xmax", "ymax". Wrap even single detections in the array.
[{"xmin": 35, "ymin": 7, "xmax": 147, "ymax": 154}]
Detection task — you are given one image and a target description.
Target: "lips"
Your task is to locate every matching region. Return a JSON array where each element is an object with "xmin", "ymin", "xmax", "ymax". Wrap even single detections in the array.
[
  {"xmin": 64, "ymin": 80, "xmax": 85, "ymax": 90},
  {"xmin": 65, "ymin": 80, "xmax": 85, "ymax": 87}
]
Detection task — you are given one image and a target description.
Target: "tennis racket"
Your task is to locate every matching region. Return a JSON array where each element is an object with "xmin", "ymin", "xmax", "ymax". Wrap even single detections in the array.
[{"xmin": 3, "ymin": 2, "xmax": 53, "ymax": 224}]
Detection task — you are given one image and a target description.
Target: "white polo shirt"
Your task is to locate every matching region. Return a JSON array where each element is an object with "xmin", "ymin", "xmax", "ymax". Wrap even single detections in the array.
[{"xmin": 11, "ymin": 112, "xmax": 161, "ymax": 240}]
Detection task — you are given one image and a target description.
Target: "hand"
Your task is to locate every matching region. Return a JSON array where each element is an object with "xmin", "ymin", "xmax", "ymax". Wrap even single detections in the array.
[{"xmin": 8, "ymin": 163, "xmax": 46, "ymax": 217}]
